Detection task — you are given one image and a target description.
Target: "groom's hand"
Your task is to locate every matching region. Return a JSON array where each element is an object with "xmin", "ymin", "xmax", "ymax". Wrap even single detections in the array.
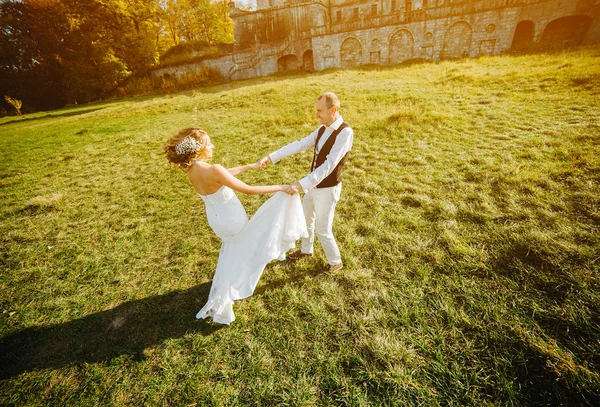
[
  {"xmin": 257, "ymin": 156, "xmax": 271, "ymax": 168},
  {"xmin": 286, "ymin": 181, "xmax": 302, "ymax": 195}
]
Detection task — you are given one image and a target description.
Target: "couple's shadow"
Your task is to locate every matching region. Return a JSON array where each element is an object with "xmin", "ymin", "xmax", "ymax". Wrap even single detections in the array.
[
  {"xmin": 0, "ymin": 282, "xmax": 215, "ymax": 380},
  {"xmin": 0, "ymin": 264, "xmax": 320, "ymax": 380}
]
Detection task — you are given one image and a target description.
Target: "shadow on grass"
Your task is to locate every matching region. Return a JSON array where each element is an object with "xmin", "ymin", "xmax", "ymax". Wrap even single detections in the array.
[
  {"xmin": 480, "ymin": 328, "xmax": 600, "ymax": 406},
  {"xmin": 254, "ymin": 260, "xmax": 323, "ymax": 297},
  {"xmin": 0, "ymin": 282, "xmax": 222, "ymax": 380},
  {"xmin": 0, "ymin": 107, "xmax": 107, "ymax": 127}
]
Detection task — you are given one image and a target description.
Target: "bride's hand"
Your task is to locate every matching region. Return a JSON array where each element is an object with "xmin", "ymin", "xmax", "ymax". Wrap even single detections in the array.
[
  {"xmin": 257, "ymin": 156, "xmax": 271, "ymax": 169},
  {"xmin": 279, "ymin": 185, "xmax": 290, "ymax": 192},
  {"xmin": 285, "ymin": 181, "xmax": 302, "ymax": 196}
]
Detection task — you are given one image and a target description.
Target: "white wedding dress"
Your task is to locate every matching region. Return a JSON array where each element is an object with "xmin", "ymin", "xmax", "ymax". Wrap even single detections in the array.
[{"xmin": 196, "ymin": 186, "xmax": 307, "ymax": 325}]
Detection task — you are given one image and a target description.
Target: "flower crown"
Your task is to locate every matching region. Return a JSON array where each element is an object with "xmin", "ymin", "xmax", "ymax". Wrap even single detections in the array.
[{"xmin": 175, "ymin": 136, "xmax": 204, "ymax": 155}]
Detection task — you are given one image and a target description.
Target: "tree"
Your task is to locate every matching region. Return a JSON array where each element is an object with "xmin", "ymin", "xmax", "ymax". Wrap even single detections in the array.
[
  {"xmin": 1, "ymin": 0, "xmax": 162, "ymax": 107},
  {"xmin": 58, "ymin": 0, "xmax": 161, "ymax": 100},
  {"xmin": 0, "ymin": 0, "xmax": 233, "ymax": 111},
  {"xmin": 0, "ymin": 1, "xmax": 69, "ymax": 110},
  {"xmin": 158, "ymin": 0, "xmax": 233, "ymax": 46}
]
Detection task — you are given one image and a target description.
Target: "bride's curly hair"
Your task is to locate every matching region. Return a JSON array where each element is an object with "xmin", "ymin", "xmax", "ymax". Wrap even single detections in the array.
[{"xmin": 164, "ymin": 128, "xmax": 210, "ymax": 169}]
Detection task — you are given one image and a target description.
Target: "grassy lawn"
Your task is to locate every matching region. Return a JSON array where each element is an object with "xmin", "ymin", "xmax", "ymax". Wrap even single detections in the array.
[{"xmin": 1, "ymin": 46, "xmax": 599, "ymax": 406}]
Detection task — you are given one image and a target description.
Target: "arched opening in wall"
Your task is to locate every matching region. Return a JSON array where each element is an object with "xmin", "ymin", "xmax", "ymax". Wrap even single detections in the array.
[
  {"xmin": 340, "ymin": 38, "xmax": 363, "ymax": 68},
  {"xmin": 541, "ymin": 16, "xmax": 592, "ymax": 47},
  {"xmin": 512, "ymin": 21, "xmax": 535, "ymax": 48},
  {"xmin": 389, "ymin": 30, "xmax": 414, "ymax": 63},
  {"xmin": 441, "ymin": 21, "xmax": 472, "ymax": 59},
  {"xmin": 277, "ymin": 54, "xmax": 298, "ymax": 71},
  {"xmin": 302, "ymin": 50, "xmax": 314, "ymax": 71}
]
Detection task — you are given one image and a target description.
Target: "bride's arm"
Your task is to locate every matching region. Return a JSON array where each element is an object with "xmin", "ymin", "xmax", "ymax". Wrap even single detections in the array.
[
  {"xmin": 213, "ymin": 165, "xmax": 287, "ymax": 195},
  {"xmin": 227, "ymin": 162, "xmax": 258, "ymax": 176}
]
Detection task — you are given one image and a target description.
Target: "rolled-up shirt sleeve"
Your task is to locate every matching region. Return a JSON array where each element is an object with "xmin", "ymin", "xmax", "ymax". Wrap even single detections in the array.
[
  {"xmin": 268, "ymin": 128, "xmax": 320, "ymax": 164},
  {"xmin": 298, "ymin": 127, "xmax": 353, "ymax": 192}
]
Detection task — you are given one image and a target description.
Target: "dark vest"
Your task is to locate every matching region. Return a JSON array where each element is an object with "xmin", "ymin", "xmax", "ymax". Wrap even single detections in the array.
[{"xmin": 311, "ymin": 122, "xmax": 350, "ymax": 189}]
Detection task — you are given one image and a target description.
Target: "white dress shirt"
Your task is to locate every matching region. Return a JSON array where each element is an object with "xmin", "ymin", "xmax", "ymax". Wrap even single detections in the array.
[{"xmin": 268, "ymin": 116, "xmax": 354, "ymax": 192}]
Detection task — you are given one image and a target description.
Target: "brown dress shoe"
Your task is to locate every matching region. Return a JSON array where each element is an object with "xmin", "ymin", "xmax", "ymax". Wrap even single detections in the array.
[
  {"xmin": 287, "ymin": 250, "xmax": 312, "ymax": 260},
  {"xmin": 321, "ymin": 262, "xmax": 343, "ymax": 273}
]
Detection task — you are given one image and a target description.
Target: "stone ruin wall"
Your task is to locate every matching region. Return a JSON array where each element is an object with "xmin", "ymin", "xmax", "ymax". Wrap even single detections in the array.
[{"xmin": 152, "ymin": 0, "xmax": 600, "ymax": 81}]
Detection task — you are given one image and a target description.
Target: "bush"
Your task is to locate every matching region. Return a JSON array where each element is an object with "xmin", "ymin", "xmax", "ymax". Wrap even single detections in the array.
[
  {"xmin": 122, "ymin": 66, "xmax": 224, "ymax": 96},
  {"xmin": 159, "ymin": 41, "xmax": 233, "ymax": 67},
  {"xmin": 4, "ymin": 96, "xmax": 22, "ymax": 116}
]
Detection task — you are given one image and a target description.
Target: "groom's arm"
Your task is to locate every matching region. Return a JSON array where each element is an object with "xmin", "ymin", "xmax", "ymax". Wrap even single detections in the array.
[
  {"xmin": 296, "ymin": 127, "xmax": 354, "ymax": 193},
  {"xmin": 260, "ymin": 127, "xmax": 321, "ymax": 166}
]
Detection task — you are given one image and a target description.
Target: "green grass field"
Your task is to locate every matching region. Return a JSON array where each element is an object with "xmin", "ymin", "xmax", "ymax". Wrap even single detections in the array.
[{"xmin": 1, "ymin": 46, "xmax": 599, "ymax": 406}]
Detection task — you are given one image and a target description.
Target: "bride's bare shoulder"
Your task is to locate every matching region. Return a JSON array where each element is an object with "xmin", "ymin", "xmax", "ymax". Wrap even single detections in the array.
[
  {"xmin": 187, "ymin": 162, "xmax": 210, "ymax": 177},
  {"xmin": 188, "ymin": 161, "xmax": 213, "ymax": 171},
  {"xmin": 190, "ymin": 162, "xmax": 227, "ymax": 180},
  {"xmin": 209, "ymin": 164, "xmax": 229, "ymax": 176}
]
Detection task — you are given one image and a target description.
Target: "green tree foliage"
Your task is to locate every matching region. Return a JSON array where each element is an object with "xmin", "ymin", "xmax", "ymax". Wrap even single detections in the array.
[
  {"xmin": 0, "ymin": 1, "xmax": 69, "ymax": 110},
  {"xmin": 57, "ymin": 0, "xmax": 160, "ymax": 103},
  {"xmin": 0, "ymin": 0, "xmax": 233, "ymax": 111},
  {"xmin": 159, "ymin": 0, "xmax": 233, "ymax": 47}
]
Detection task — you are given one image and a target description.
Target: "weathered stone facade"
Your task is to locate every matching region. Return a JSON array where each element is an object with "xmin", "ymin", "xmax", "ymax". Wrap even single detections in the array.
[{"xmin": 154, "ymin": 0, "xmax": 600, "ymax": 81}]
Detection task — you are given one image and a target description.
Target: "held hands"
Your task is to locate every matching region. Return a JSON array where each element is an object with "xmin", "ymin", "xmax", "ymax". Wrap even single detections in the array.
[
  {"xmin": 256, "ymin": 156, "xmax": 271, "ymax": 169},
  {"xmin": 259, "ymin": 155, "xmax": 299, "ymax": 195},
  {"xmin": 285, "ymin": 181, "xmax": 302, "ymax": 196}
]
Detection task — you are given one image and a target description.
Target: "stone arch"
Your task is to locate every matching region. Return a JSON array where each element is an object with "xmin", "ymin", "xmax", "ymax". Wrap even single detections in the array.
[
  {"xmin": 277, "ymin": 54, "xmax": 298, "ymax": 71},
  {"xmin": 302, "ymin": 50, "xmax": 314, "ymax": 71},
  {"xmin": 541, "ymin": 15, "xmax": 592, "ymax": 46},
  {"xmin": 512, "ymin": 21, "xmax": 535, "ymax": 47},
  {"xmin": 442, "ymin": 21, "xmax": 473, "ymax": 59},
  {"xmin": 389, "ymin": 29, "xmax": 414, "ymax": 63},
  {"xmin": 340, "ymin": 37, "xmax": 363, "ymax": 68}
]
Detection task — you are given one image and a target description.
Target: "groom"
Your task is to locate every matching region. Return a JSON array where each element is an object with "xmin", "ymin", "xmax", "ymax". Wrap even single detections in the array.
[{"xmin": 258, "ymin": 92, "xmax": 353, "ymax": 272}]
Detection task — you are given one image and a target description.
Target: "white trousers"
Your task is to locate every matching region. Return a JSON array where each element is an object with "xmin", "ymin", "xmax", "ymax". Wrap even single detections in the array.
[{"xmin": 301, "ymin": 183, "xmax": 342, "ymax": 265}]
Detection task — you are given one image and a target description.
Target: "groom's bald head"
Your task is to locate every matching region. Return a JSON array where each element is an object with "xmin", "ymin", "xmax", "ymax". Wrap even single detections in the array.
[{"xmin": 318, "ymin": 92, "xmax": 340, "ymax": 110}]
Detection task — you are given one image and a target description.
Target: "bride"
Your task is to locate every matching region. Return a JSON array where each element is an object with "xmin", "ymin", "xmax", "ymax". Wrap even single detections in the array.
[{"xmin": 164, "ymin": 128, "xmax": 307, "ymax": 325}]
